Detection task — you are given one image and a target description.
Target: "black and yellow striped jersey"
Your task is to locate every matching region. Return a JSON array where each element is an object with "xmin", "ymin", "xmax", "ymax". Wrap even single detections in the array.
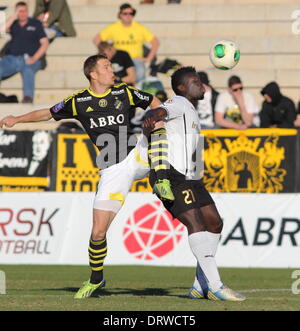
[{"xmin": 50, "ymin": 83, "xmax": 153, "ymax": 164}]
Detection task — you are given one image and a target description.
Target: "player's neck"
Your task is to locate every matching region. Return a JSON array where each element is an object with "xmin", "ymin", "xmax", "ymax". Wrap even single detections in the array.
[
  {"xmin": 186, "ymin": 96, "xmax": 198, "ymax": 109},
  {"xmin": 89, "ymin": 83, "xmax": 110, "ymax": 96}
]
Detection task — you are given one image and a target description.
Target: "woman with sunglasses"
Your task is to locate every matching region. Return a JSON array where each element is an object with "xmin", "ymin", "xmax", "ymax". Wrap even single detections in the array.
[
  {"xmin": 93, "ymin": 3, "xmax": 160, "ymax": 85},
  {"xmin": 215, "ymin": 75, "xmax": 259, "ymax": 129}
]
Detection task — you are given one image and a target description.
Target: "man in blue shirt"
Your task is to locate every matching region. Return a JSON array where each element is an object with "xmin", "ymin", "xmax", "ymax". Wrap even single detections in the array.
[{"xmin": 0, "ymin": 1, "xmax": 49, "ymax": 103}]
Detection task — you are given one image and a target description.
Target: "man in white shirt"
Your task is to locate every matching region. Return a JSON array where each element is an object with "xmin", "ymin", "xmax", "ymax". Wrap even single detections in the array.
[
  {"xmin": 215, "ymin": 75, "xmax": 259, "ymax": 129},
  {"xmin": 196, "ymin": 71, "xmax": 219, "ymax": 129},
  {"xmin": 143, "ymin": 67, "xmax": 245, "ymax": 302}
]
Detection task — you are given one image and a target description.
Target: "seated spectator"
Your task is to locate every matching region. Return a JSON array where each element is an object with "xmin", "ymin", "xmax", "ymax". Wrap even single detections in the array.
[
  {"xmin": 98, "ymin": 42, "xmax": 136, "ymax": 85},
  {"xmin": 33, "ymin": 0, "xmax": 76, "ymax": 40},
  {"xmin": 215, "ymin": 75, "xmax": 259, "ymax": 129},
  {"xmin": 260, "ymin": 82, "xmax": 296, "ymax": 128},
  {"xmin": 93, "ymin": 3, "xmax": 160, "ymax": 85},
  {"xmin": 197, "ymin": 71, "xmax": 219, "ymax": 129},
  {"xmin": 294, "ymin": 101, "xmax": 300, "ymax": 128},
  {"xmin": 0, "ymin": 2, "xmax": 49, "ymax": 103},
  {"xmin": 155, "ymin": 90, "xmax": 168, "ymax": 103}
]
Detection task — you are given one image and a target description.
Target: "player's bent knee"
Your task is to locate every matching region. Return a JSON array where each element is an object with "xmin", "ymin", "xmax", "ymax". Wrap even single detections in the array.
[
  {"xmin": 91, "ymin": 230, "xmax": 106, "ymax": 242},
  {"xmin": 208, "ymin": 218, "xmax": 223, "ymax": 234}
]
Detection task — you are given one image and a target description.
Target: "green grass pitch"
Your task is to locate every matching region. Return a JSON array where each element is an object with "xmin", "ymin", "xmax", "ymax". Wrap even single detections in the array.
[{"xmin": 0, "ymin": 265, "xmax": 299, "ymax": 311}]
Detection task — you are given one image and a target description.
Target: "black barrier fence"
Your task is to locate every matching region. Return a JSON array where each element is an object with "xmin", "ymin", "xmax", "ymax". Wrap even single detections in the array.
[{"xmin": 0, "ymin": 128, "xmax": 300, "ymax": 193}]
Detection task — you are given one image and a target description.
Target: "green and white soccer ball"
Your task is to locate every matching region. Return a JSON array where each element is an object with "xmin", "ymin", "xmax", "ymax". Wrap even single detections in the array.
[{"xmin": 209, "ymin": 40, "xmax": 240, "ymax": 70}]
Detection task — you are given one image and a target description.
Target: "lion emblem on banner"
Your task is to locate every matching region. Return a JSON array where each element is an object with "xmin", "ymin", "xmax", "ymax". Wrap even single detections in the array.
[{"xmin": 203, "ymin": 134, "xmax": 286, "ymax": 193}]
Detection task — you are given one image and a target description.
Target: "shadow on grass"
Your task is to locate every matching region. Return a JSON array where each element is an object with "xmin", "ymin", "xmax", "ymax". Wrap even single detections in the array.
[{"xmin": 42, "ymin": 287, "xmax": 188, "ymax": 299}]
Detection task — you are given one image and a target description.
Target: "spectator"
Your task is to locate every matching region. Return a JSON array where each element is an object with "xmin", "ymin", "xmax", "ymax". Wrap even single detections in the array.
[
  {"xmin": 259, "ymin": 82, "xmax": 296, "ymax": 128},
  {"xmin": 98, "ymin": 41, "xmax": 136, "ymax": 85},
  {"xmin": 33, "ymin": 0, "xmax": 76, "ymax": 40},
  {"xmin": 197, "ymin": 71, "xmax": 219, "ymax": 129},
  {"xmin": 215, "ymin": 75, "xmax": 259, "ymax": 129},
  {"xmin": 0, "ymin": 2, "xmax": 49, "ymax": 103},
  {"xmin": 294, "ymin": 101, "xmax": 300, "ymax": 128},
  {"xmin": 93, "ymin": 3, "xmax": 160, "ymax": 85}
]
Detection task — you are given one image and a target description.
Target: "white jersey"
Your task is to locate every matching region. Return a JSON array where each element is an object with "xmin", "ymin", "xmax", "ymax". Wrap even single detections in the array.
[{"xmin": 161, "ymin": 96, "xmax": 201, "ymax": 179}]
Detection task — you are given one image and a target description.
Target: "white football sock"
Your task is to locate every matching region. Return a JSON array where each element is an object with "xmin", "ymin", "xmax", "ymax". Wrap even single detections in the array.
[
  {"xmin": 206, "ymin": 231, "xmax": 221, "ymax": 256},
  {"xmin": 189, "ymin": 231, "xmax": 223, "ymax": 293},
  {"xmin": 192, "ymin": 232, "xmax": 221, "ymax": 291}
]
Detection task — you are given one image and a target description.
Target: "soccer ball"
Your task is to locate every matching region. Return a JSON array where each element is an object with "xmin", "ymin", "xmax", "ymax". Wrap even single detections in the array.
[{"xmin": 209, "ymin": 40, "xmax": 240, "ymax": 70}]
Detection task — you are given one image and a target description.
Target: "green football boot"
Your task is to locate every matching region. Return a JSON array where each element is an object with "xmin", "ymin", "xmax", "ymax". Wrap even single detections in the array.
[
  {"xmin": 74, "ymin": 279, "xmax": 106, "ymax": 299},
  {"xmin": 153, "ymin": 179, "xmax": 175, "ymax": 201}
]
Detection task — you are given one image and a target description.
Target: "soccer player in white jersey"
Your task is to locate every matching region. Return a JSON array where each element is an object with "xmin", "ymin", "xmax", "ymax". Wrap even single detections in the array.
[{"xmin": 143, "ymin": 67, "xmax": 245, "ymax": 301}]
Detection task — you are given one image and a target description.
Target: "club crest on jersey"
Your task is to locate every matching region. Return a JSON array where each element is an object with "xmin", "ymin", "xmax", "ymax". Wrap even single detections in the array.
[
  {"xmin": 99, "ymin": 99, "xmax": 108, "ymax": 108},
  {"xmin": 114, "ymin": 98, "xmax": 124, "ymax": 111}
]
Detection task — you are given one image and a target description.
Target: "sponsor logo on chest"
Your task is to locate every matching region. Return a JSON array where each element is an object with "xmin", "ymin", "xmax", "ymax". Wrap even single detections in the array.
[{"xmin": 89, "ymin": 114, "xmax": 125, "ymax": 128}]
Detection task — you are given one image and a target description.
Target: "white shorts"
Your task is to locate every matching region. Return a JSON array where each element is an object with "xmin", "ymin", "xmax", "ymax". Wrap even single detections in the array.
[{"xmin": 93, "ymin": 135, "xmax": 149, "ymax": 209}]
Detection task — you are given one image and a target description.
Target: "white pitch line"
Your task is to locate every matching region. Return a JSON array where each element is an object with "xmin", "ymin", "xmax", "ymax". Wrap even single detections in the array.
[{"xmin": 239, "ymin": 289, "xmax": 291, "ymax": 293}]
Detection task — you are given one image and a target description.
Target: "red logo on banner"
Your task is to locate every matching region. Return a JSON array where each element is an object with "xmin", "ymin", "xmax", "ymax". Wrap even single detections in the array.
[{"xmin": 123, "ymin": 201, "xmax": 185, "ymax": 260}]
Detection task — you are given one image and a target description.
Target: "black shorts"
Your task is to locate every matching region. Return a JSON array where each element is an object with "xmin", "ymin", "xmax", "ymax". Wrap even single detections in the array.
[{"xmin": 149, "ymin": 167, "xmax": 214, "ymax": 218}]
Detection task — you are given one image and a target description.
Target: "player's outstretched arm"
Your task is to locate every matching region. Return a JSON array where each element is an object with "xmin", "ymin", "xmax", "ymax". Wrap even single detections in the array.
[{"xmin": 0, "ymin": 109, "xmax": 52, "ymax": 129}]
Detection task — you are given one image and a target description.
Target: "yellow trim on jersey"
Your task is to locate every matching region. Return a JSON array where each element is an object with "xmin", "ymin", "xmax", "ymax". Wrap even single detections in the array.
[
  {"xmin": 87, "ymin": 88, "xmax": 111, "ymax": 98},
  {"xmin": 125, "ymin": 87, "xmax": 134, "ymax": 106},
  {"xmin": 64, "ymin": 88, "xmax": 88, "ymax": 103},
  {"xmin": 72, "ymin": 97, "xmax": 77, "ymax": 116},
  {"xmin": 109, "ymin": 192, "xmax": 125, "ymax": 204},
  {"xmin": 113, "ymin": 82, "xmax": 127, "ymax": 89}
]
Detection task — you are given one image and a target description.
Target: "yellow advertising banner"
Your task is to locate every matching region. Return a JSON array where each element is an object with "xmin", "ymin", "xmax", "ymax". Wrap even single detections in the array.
[
  {"xmin": 201, "ymin": 128, "xmax": 298, "ymax": 193},
  {"xmin": 52, "ymin": 133, "xmax": 151, "ymax": 192},
  {"xmin": 53, "ymin": 133, "xmax": 99, "ymax": 192},
  {"xmin": 52, "ymin": 129, "xmax": 299, "ymax": 193}
]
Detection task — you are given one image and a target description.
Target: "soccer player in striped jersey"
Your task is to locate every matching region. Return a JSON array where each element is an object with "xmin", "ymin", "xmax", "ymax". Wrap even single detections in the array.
[
  {"xmin": 0, "ymin": 54, "xmax": 166, "ymax": 299},
  {"xmin": 144, "ymin": 67, "xmax": 245, "ymax": 301}
]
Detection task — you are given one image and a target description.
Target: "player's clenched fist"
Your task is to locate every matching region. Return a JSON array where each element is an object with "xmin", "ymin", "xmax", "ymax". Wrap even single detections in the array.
[{"xmin": 0, "ymin": 116, "xmax": 18, "ymax": 128}]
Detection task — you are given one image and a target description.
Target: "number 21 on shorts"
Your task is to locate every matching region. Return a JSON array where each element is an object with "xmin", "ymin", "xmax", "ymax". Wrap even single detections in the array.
[{"xmin": 182, "ymin": 189, "xmax": 196, "ymax": 204}]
